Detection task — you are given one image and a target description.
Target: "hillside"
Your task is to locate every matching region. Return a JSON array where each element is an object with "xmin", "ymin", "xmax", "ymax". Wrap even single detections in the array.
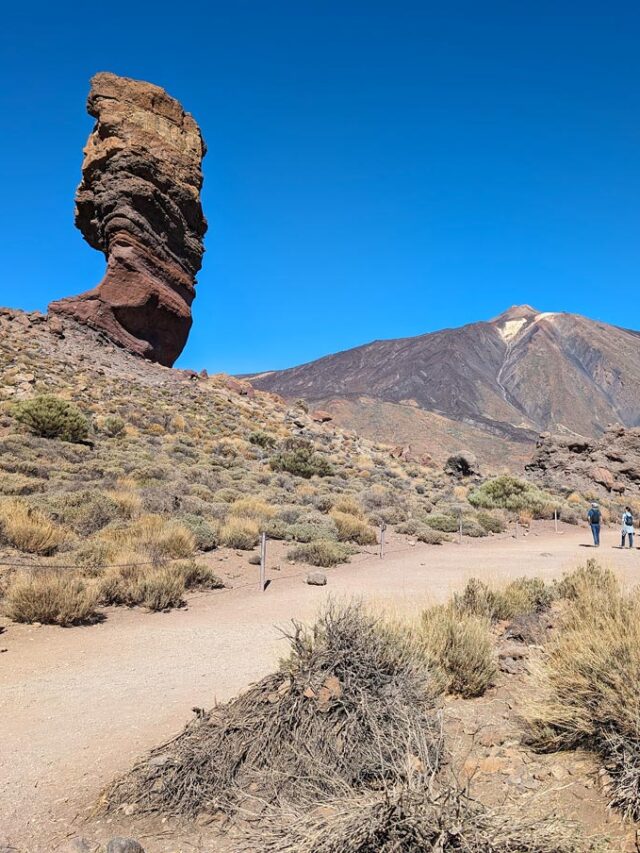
[{"xmin": 248, "ymin": 306, "xmax": 640, "ymax": 467}]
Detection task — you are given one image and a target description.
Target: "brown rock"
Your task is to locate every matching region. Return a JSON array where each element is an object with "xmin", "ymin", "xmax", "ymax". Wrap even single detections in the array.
[
  {"xmin": 311, "ymin": 409, "xmax": 333, "ymax": 423},
  {"xmin": 49, "ymin": 72, "xmax": 207, "ymax": 367},
  {"xmin": 589, "ymin": 465, "xmax": 615, "ymax": 490}
]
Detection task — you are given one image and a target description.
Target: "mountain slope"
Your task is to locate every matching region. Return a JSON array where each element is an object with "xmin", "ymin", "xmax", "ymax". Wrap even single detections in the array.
[{"xmin": 248, "ymin": 306, "xmax": 640, "ymax": 466}]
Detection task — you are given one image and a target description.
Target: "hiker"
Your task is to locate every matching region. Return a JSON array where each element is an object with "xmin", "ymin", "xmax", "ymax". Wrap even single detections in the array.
[
  {"xmin": 621, "ymin": 506, "xmax": 635, "ymax": 548},
  {"xmin": 587, "ymin": 501, "xmax": 601, "ymax": 547}
]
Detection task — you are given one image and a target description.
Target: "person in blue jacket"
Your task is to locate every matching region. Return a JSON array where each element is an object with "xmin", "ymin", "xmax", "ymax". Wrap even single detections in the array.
[
  {"xmin": 621, "ymin": 506, "xmax": 635, "ymax": 548},
  {"xmin": 587, "ymin": 502, "xmax": 601, "ymax": 547}
]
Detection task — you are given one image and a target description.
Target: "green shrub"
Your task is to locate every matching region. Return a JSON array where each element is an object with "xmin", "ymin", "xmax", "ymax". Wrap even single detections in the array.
[
  {"xmin": 248, "ymin": 431, "xmax": 276, "ymax": 449},
  {"xmin": 43, "ymin": 490, "xmax": 120, "ymax": 535},
  {"xmin": 420, "ymin": 605, "xmax": 496, "ymax": 698},
  {"xmin": 178, "ymin": 513, "xmax": 218, "ymax": 551},
  {"xmin": 454, "ymin": 576, "xmax": 554, "ymax": 622},
  {"xmin": 176, "ymin": 561, "xmax": 225, "ymax": 590},
  {"xmin": 468, "ymin": 475, "xmax": 553, "ymax": 516},
  {"xmin": 11, "ymin": 395, "xmax": 90, "ymax": 443},
  {"xmin": 477, "ymin": 511, "xmax": 506, "ymax": 533},
  {"xmin": 102, "ymin": 415, "xmax": 126, "ymax": 437},
  {"xmin": 425, "ymin": 514, "xmax": 459, "ymax": 533},
  {"xmin": 287, "ymin": 539, "xmax": 356, "ymax": 567},
  {"xmin": 270, "ymin": 440, "xmax": 334, "ymax": 479}
]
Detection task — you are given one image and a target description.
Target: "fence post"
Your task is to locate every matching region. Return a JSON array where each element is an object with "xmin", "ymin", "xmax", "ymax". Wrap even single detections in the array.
[
  {"xmin": 554, "ymin": 508, "xmax": 558, "ymax": 533},
  {"xmin": 458, "ymin": 510, "xmax": 463, "ymax": 545},
  {"xmin": 259, "ymin": 532, "xmax": 267, "ymax": 591},
  {"xmin": 379, "ymin": 523, "xmax": 386, "ymax": 559},
  {"xmin": 515, "ymin": 519, "xmax": 519, "ymax": 540}
]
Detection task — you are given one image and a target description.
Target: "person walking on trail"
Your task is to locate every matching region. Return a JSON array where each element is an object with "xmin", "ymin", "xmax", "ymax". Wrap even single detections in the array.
[
  {"xmin": 587, "ymin": 501, "xmax": 601, "ymax": 547},
  {"xmin": 621, "ymin": 506, "xmax": 635, "ymax": 548}
]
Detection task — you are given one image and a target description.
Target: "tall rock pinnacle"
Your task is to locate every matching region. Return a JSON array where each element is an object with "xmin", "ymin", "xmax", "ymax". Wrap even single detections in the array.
[{"xmin": 49, "ymin": 72, "xmax": 207, "ymax": 366}]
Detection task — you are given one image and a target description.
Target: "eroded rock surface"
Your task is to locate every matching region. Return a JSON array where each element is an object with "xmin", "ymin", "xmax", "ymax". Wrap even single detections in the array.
[
  {"xmin": 49, "ymin": 72, "xmax": 207, "ymax": 366},
  {"xmin": 526, "ymin": 425, "xmax": 640, "ymax": 495}
]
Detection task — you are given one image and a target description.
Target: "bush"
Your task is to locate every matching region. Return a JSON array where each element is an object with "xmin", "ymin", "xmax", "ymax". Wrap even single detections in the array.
[
  {"xmin": 5, "ymin": 570, "xmax": 99, "ymax": 626},
  {"xmin": 176, "ymin": 560, "xmax": 224, "ymax": 590},
  {"xmin": 11, "ymin": 395, "xmax": 89, "ymax": 443},
  {"xmin": 330, "ymin": 510, "xmax": 377, "ymax": 545},
  {"xmin": 102, "ymin": 415, "xmax": 126, "ymax": 437},
  {"xmin": 219, "ymin": 517, "xmax": 260, "ymax": 549},
  {"xmin": 270, "ymin": 440, "xmax": 334, "ymax": 479},
  {"xmin": 229, "ymin": 496, "xmax": 277, "ymax": 523},
  {"xmin": 395, "ymin": 520, "xmax": 448, "ymax": 544},
  {"xmin": 420, "ymin": 605, "xmax": 496, "ymax": 698},
  {"xmin": 454, "ymin": 576, "xmax": 553, "ymax": 622},
  {"xmin": 477, "ymin": 511, "xmax": 506, "ymax": 533},
  {"xmin": 287, "ymin": 539, "xmax": 356, "ymax": 567},
  {"xmin": 178, "ymin": 514, "xmax": 218, "ymax": 551},
  {"xmin": 138, "ymin": 566, "xmax": 185, "ymax": 611},
  {"xmin": 468, "ymin": 475, "xmax": 553, "ymax": 517},
  {"xmin": 425, "ymin": 514, "xmax": 459, "ymax": 533},
  {"xmin": 553, "ymin": 559, "xmax": 618, "ymax": 603},
  {"xmin": 99, "ymin": 560, "xmax": 184, "ymax": 610},
  {"xmin": 0, "ymin": 499, "xmax": 67, "ymax": 555},
  {"xmin": 248, "ymin": 431, "xmax": 276, "ymax": 449},
  {"xmin": 43, "ymin": 490, "xmax": 120, "ymax": 535},
  {"xmin": 100, "ymin": 515, "xmax": 195, "ymax": 561}
]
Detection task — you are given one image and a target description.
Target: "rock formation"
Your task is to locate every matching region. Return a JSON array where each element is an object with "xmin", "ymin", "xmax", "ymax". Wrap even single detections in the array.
[
  {"xmin": 49, "ymin": 72, "xmax": 207, "ymax": 366},
  {"xmin": 526, "ymin": 426, "xmax": 640, "ymax": 496}
]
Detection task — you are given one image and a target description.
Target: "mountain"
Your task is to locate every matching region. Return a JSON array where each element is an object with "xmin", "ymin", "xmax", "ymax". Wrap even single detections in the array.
[{"xmin": 247, "ymin": 306, "xmax": 640, "ymax": 468}]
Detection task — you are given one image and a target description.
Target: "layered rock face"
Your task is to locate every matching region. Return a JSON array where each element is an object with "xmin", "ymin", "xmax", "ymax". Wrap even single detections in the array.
[
  {"xmin": 526, "ymin": 426, "xmax": 640, "ymax": 496},
  {"xmin": 49, "ymin": 72, "xmax": 207, "ymax": 366}
]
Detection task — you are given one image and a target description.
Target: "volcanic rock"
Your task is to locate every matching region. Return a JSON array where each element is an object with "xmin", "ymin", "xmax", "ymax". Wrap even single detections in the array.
[
  {"xmin": 526, "ymin": 425, "xmax": 640, "ymax": 495},
  {"xmin": 49, "ymin": 72, "xmax": 207, "ymax": 366}
]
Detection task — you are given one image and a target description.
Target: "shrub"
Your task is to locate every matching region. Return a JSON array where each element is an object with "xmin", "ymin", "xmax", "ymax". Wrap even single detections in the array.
[
  {"xmin": 138, "ymin": 566, "xmax": 185, "ymax": 611},
  {"xmin": 332, "ymin": 496, "xmax": 363, "ymax": 517},
  {"xmin": 102, "ymin": 415, "xmax": 126, "ymax": 437},
  {"xmin": 5, "ymin": 570, "xmax": 99, "ymax": 626},
  {"xmin": 425, "ymin": 514, "xmax": 459, "ymax": 533},
  {"xmin": 468, "ymin": 475, "xmax": 553, "ymax": 516},
  {"xmin": 176, "ymin": 560, "xmax": 224, "ymax": 590},
  {"xmin": 219, "ymin": 517, "xmax": 260, "ymax": 549},
  {"xmin": 229, "ymin": 496, "xmax": 276, "ymax": 523},
  {"xmin": 178, "ymin": 514, "xmax": 218, "ymax": 551},
  {"xmin": 43, "ymin": 490, "xmax": 120, "ymax": 535},
  {"xmin": 248, "ymin": 431, "xmax": 276, "ymax": 449},
  {"xmin": 11, "ymin": 395, "xmax": 89, "ymax": 443},
  {"xmin": 415, "ymin": 527, "xmax": 448, "ymax": 545},
  {"xmin": 477, "ymin": 510, "xmax": 506, "ymax": 533},
  {"xmin": 287, "ymin": 539, "xmax": 356, "ymax": 567},
  {"xmin": 0, "ymin": 499, "xmax": 67, "ymax": 555},
  {"xmin": 420, "ymin": 605, "xmax": 496, "ymax": 698},
  {"xmin": 553, "ymin": 559, "xmax": 618, "ymax": 603},
  {"xmin": 100, "ymin": 515, "xmax": 195, "ymax": 561},
  {"xmin": 270, "ymin": 440, "xmax": 334, "ymax": 479},
  {"xmin": 330, "ymin": 510, "xmax": 377, "ymax": 545},
  {"xmin": 99, "ymin": 560, "xmax": 185, "ymax": 610},
  {"xmin": 454, "ymin": 576, "xmax": 554, "ymax": 622}
]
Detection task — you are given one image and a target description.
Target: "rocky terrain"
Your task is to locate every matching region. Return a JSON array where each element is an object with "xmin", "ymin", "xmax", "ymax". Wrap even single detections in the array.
[
  {"xmin": 526, "ymin": 425, "xmax": 640, "ymax": 497},
  {"xmin": 49, "ymin": 72, "xmax": 207, "ymax": 367},
  {"xmin": 248, "ymin": 305, "xmax": 640, "ymax": 467}
]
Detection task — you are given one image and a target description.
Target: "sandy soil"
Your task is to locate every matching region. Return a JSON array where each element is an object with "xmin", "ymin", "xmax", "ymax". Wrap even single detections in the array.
[{"xmin": 1, "ymin": 521, "xmax": 638, "ymax": 851}]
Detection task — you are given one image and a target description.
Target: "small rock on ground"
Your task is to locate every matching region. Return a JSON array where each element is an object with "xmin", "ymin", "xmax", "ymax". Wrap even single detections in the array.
[
  {"xmin": 306, "ymin": 571, "xmax": 327, "ymax": 585},
  {"xmin": 106, "ymin": 840, "xmax": 145, "ymax": 853}
]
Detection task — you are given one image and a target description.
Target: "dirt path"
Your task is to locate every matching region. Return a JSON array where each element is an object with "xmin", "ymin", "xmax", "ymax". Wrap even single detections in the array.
[{"xmin": 1, "ymin": 522, "xmax": 638, "ymax": 850}]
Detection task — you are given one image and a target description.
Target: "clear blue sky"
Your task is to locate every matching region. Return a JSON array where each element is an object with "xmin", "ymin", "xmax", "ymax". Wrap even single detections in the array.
[{"xmin": 1, "ymin": 2, "xmax": 639, "ymax": 373}]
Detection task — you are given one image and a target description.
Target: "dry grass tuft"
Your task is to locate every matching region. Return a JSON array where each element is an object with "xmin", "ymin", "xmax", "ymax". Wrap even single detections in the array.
[
  {"xmin": 287, "ymin": 539, "xmax": 356, "ymax": 567},
  {"xmin": 420, "ymin": 605, "xmax": 495, "ymax": 698},
  {"xmin": 5, "ymin": 569, "xmax": 99, "ymax": 625},
  {"xmin": 526, "ymin": 561, "xmax": 640, "ymax": 818},
  {"xmin": 219, "ymin": 516, "xmax": 260, "ymax": 549},
  {"xmin": 330, "ymin": 510, "xmax": 377, "ymax": 545},
  {"xmin": 104, "ymin": 600, "xmax": 443, "ymax": 817},
  {"xmin": 0, "ymin": 499, "xmax": 67, "ymax": 555},
  {"xmin": 100, "ymin": 514, "xmax": 195, "ymax": 561}
]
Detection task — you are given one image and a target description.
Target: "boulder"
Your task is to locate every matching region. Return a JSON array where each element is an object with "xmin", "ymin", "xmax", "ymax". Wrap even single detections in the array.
[
  {"xmin": 306, "ymin": 571, "xmax": 327, "ymax": 586},
  {"xmin": 445, "ymin": 452, "xmax": 480, "ymax": 478},
  {"xmin": 311, "ymin": 409, "xmax": 333, "ymax": 423},
  {"xmin": 49, "ymin": 72, "xmax": 207, "ymax": 367}
]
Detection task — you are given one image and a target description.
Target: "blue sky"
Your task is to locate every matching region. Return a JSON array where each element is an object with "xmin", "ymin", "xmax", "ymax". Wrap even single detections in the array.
[{"xmin": 1, "ymin": 2, "xmax": 639, "ymax": 373}]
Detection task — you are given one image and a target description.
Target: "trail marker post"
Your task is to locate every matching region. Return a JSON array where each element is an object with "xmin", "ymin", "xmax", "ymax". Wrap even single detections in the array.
[
  {"xmin": 515, "ymin": 519, "xmax": 519, "ymax": 540},
  {"xmin": 458, "ymin": 510, "xmax": 463, "ymax": 545},
  {"xmin": 379, "ymin": 523, "xmax": 386, "ymax": 559},
  {"xmin": 259, "ymin": 532, "xmax": 267, "ymax": 591},
  {"xmin": 554, "ymin": 508, "xmax": 558, "ymax": 533}
]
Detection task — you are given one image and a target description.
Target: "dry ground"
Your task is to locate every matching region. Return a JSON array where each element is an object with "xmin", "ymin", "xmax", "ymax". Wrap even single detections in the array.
[{"xmin": 2, "ymin": 520, "xmax": 640, "ymax": 851}]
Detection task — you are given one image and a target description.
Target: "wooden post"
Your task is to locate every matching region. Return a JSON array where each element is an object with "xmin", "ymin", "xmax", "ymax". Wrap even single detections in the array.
[
  {"xmin": 554, "ymin": 508, "xmax": 558, "ymax": 533},
  {"xmin": 259, "ymin": 532, "xmax": 267, "ymax": 591},
  {"xmin": 515, "ymin": 519, "xmax": 519, "ymax": 540},
  {"xmin": 379, "ymin": 523, "xmax": 386, "ymax": 559},
  {"xmin": 458, "ymin": 510, "xmax": 463, "ymax": 545}
]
